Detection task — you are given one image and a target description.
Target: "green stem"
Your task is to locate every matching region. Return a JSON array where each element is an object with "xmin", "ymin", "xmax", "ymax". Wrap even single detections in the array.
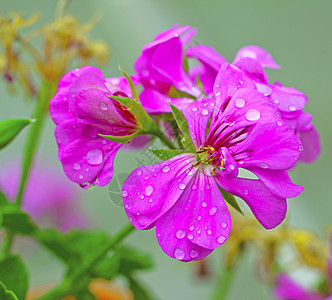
[
  {"xmin": 0, "ymin": 81, "xmax": 53, "ymax": 258},
  {"xmin": 38, "ymin": 223, "xmax": 135, "ymax": 300},
  {"xmin": 150, "ymin": 126, "xmax": 176, "ymax": 149},
  {"xmin": 210, "ymin": 267, "xmax": 235, "ymax": 300}
]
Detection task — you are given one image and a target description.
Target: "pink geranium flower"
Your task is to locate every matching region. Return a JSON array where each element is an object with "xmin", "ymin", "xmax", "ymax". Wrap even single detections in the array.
[
  {"xmin": 232, "ymin": 45, "xmax": 321, "ymax": 163},
  {"xmin": 121, "ymin": 64, "xmax": 303, "ymax": 261},
  {"xmin": 0, "ymin": 162, "xmax": 88, "ymax": 232},
  {"xmin": 49, "ymin": 66, "xmax": 137, "ymax": 187}
]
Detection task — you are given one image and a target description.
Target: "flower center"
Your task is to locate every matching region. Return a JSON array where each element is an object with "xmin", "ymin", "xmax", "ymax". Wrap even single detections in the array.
[{"xmin": 194, "ymin": 145, "xmax": 223, "ymax": 174}]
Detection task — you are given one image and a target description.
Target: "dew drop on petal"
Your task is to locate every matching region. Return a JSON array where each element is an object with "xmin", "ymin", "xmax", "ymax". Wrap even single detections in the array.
[
  {"xmin": 140, "ymin": 195, "xmax": 144, "ymax": 199},
  {"xmin": 197, "ymin": 215, "xmax": 202, "ymax": 221},
  {"xmin": 86, "ymin": 149, "xmax": 103, "ymax": 165},
  {"xmin": 79, "ymin": 174, "xmax": 83, "ymax": 179},
  {"xmin": 289, "ymin": 105, "xmax": 296, "ymax": 111},
  {"xmin": 202, "ymin": 109, "xmax": 209, "ymax": 116},
  {"xmin": 173, "ymin": 248, "xmax": 185, "ymax": 260},
  {"xmin": 245, "ymin": 109, "xmax": 261, "ymax": 121},
  {"xmin": 207, "ymin": 230, "xmax": 212, "ymax": 236},
  {"xmin": 137, "ymin": 170, "xmax": 143, "ymax": 176},
  {"xmin": 99, "ymin": 102, "xmax": 108, "ymax": 111},
  {"xmin": 187, "ymin": 233, "xmax": 194, "ymax": 240},
  {"xmin": 216, "ymin": 92, "xmax": 221, "ymax": 96},
  {"xmin": 175, "ymin": 229, "xmax": 185, "ymax": 239},
  {"xmin": 179, "ymin": 183, "xmax": 186, "ymax": 190},
  {"xmin": 260, "ymin": 162, "xmax": 269, "ymax": 169},
  {"xmin": 229, "ymin": 164, "xmax": 235, "ymax": 170},
  {"xmin": 274, "ymin": 98, "xmax": 280, "ymax": 104},
  {"xmin": 122, "ymin": 190, "xmax": 128, "ymax": 197},
  {"xmin": 276, "ymin": 120, "xmax": 282, "ymax": 127},
  {"xmin": 244, "ymin": 189, "xmax": 249, "ymax": 195},
  {"xmin": 145, "ymin": 185, "xmax": 154, "ymax": 196},
  {"xmin": 209, "ymin": 206, "xmax": 218, "ymax": 216},
  {"xmin": 202, "ymin": 201, "xmax": 207, "ymax": 208},
  {"xmin": 192, "ymin": 184, "xmax": 197, "ymax": 190},
  {"xmin": 238, "ymin": 160, "xmax": 244, "ymax": 165},
  {"xmin": 221, "ymin": 222, "xmax": 227, "ymax": 229},
  {"xmin": 148, "ymin": 198, "xmax": 153, "ymax": 203},
  {"xmin": 162, "ymin": 165, "xmax": 170, "ymax": 173},
  {"xmin": 235, "ymin": 97, "xmax": 246, "ymax": 108},
  {"xmin": 73, "ymin": 163, "xmax": 81, "ymax": 170},
  {"xmin": 192, "ymin": 106, "xmax": 198, "ymax": 112},
  {"xmin": 190, "ymin": 225, "xmax": 195, "ymax": 231},
  {"xmin": 299, "ymin": 145, "xmax": 304, "ymax": 152},
  {"xmin": 217, "ymin": 235, "xmax": 226, "ymax": 244},
  {"xmin": 205, "ymin": 184, "xmax": 211, "ymax": 190},
  {"xmin": 190, "ymin": 249, "xmax": 198, "ymax": 258},
  {"xmin": 85, "ymin": 168, "xmax": 89, "ymax": 172}
]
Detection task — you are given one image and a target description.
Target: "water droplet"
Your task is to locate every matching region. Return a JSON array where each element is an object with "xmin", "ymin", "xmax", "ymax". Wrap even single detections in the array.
[
  {"xmin": 179, "ymin": 183, "xmax": 186, "ymax": 190},
  {"xmin": 207, "ymin": 230, "xmax": 212, "ymax": 236},
  {"xmin": 162, "ymin": 166, "xmax": 170, "ymax": 173},
  {"xmin": 197, "ymin": 229, "xmax": 202, "ymax": 234},
  {"xmin": 215, "ymin": 83, "xmax": 220, "ymax": 88},
  {"xmin": 244, "ymin": 189, "xmax": 249, "ymax": 195},
  {"xmin": 148, "ymin": 198, "xmax": 153, "ymax": 203},
  {"xmin": 140, "ymin": 195, "xmax": 144, "ymax": 199},
  {"xmin": 289, "ymin": 105, "xmax": 296, "ymax": 111},
  {"xmin": 197, "ymin": 215, "xmax": 202, "ymax": 221},
  {"xmin": 276, "ymin": 120, "xmax": 282, "ymax": 127},
  {"xmin": 202, "ymin": 109, "xmax": 209, "ymax": 116},
  {"xmin": 221, "ymin": 222, "xmax": 227, "ymax": 229},
  {"xmin": 136, "ymin": 211, "xmax": 140, "ymax": 216},
  {"xmin": 299, "ymin": 145, "xmax": 304, "ymax": 152},
  {"xmin": 205, "ymin": 184, "xmax": 211, "ymax": 190},
  {"xmin": 192, "ymin": 106, "xmax": 198, "ymax": 112},
  {"xmin": 229, "ymin": 164, "xmax": 235, "ymax": 170},
  {"xmin": 190, "ymin": 249, "xmax": 198, "ymax": 258},
  {"xmin": 122, "ymin": 190, "xmax": 128, "ymax": 197},
  {"xmin": 145, "ymin": 185, "xmax": 154, "ymax": 196},
  {"xmin": 125, "ymin": 204, "xmax": 129, "ymax": 208},
  {"xmin": 235, "ymin": 97, "xmax": 245, "ymax": 108},
  {"xmin": 86, "ymin": 149, "xmax": 103, "ymax": 165},
  {"xmin": 192, "ymin": 184, "xmax": 197, "ymax": 190},
  {"xmin": 187, "ymin": 233, "xmax": 194, "ymax": 240},
  {"xmin": 274, "ymin": 98, "xmax": 280, "ymax": 104},
  {"xmin": 260, "ymin": 162, "xmax": 269, "ymax": 169},
  {"xmin": 99, "ymin": 102, "xmax": 108, "ymax": 111},
  {"xmin": 85, "ymin": 168, "xmax": 89, "ymax": 172},
  {"xmin": 190, "ymin": 225, "xmax": 195, "ymax": 231},
  {"xmin": 176, "ymin": 229, "xmax": 185, "ymax": 239},
  {"xmin": 73, "ymin": 163, "xmax": 81, "ymax": 170},
  {"xmin": 202, "ymin": 201, "xmax": 207, "ymax": 208},
  {"xmin": 137, "ymin": 170, "xmax": 143, "ymax": 176},
  {"xmin": 216, "ymin": 92, "xmax": 221, "ymax": 96},
  {"xmin": 209, "ymin": 206, "xmax": 218, "ymax": 216},
  {"xmin": 217, "ymin": 235, "xmax": 226, "ymax": 244},
  {"xmin": 79, "ymin": 174, "xmax": 83, "ymax": 179},
  {"xmin": 174, "ymin": 248, "xmax": 185, "ymax": 260},
  {"xmin": 245, "ymin": 109, "xmax": 261, "ymax": 121},
  {"xmin": 239, "ymin": 160, "xmax": 244, "ymax": 165}
]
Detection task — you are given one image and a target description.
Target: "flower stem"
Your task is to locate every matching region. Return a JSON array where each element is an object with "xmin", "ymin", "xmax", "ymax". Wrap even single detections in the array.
[
  {"xmin": 0, "ymin": 81, "xmax": 53, "ymax": 258},
  {"xmin": 150, "ymin": 126, "xmax": 176, "ymax": 149},
  {"xmin": 38, "ymin": 223, "xmax": 135, "ymax": 300},
  {"xmin": 210, "ymin": 266, "xmax": 235, "ymax": 300}
]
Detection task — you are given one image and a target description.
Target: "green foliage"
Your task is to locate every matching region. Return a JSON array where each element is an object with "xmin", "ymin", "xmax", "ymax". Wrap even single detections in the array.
[
  {"xmin": 0, "ymin": 118, "xmax": 34, "ymax": 150},
  {"xmin": 120, "ymin": 67, "xmax": 139, "ymax": 101},
  {"xmin": 128, "ymin": 276, "xmax": 155, "ymax": 300},
  {"xmin": 0, "ymin": 256, "xmax": 28, "ymax": 300},
  {"xmin": 0, "ymin": 282, "xmax": 18, "ymax": 300},
  {"xmin": 170, "ymin": 103, "xmax": 196, "ymax": 153},
  {"xmin": 219, "ymin": 188, "xmax": 243, "ymax": 215},
  {"xmin": 0, "ymin": 193, "xmax": 36, "ymax": 235},
  {"xmin": 149, "ymin": 148, "xmax": 188, "ymax": 161}
]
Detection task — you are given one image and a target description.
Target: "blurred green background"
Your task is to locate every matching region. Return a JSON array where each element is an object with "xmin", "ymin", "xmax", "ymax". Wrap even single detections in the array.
[{"xmin": 1, "ymin": 0, "xmax": 331, "ymax": 299}]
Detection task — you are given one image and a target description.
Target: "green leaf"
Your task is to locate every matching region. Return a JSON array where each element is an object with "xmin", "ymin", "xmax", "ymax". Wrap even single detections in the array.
[
  {"xmin": 219, "ymin": 188, "xmax": 243, "ymax": 215},
  {"xmin": 119, "ymin": 67, "xmax": 139, "ymax": 101},
  {"xmin": 149, "ymin": 148, "xmax": 187, "ymax": 161},
  {"xmin": 0, "ymin": 282, "xmax": 18, "ymax": 300},
  {"xmin": 128, "ymin": 276, "xmax": 155, "ymax": 300},
  {"xmin": 100, "ymin": 130, "xmax": 143, "ymax": 144},
  {"xmin": 0, "ymin": 256, "xmax": 28, "ymax": 300},
  {"xmin": 170, "ymin": 103, "xmax": 196, "ymax": 153},
  {"xmin": 0, "ymin": 199, "xmax": 37, "ymax": 235},
  {"xmin": 92, "ymin": 252, "xmax": 120, "ymax": 279},
  {"xmin": 168, "ymin": 87, "xmax": 195, "ymax": 99},
  {"xmin": 0, "ymin": 118, "xmax": 34, "ymax": 150},
  {"xmin": 182, "ymin": 52, "xmax": 189, "ymax": 74},
  {"xmin": 117, "ymin": 246, "xmax": 153, "ymax": 276}
]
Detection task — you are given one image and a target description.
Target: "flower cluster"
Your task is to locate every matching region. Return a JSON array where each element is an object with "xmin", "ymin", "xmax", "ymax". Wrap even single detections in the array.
[{"xmin": 50, "ymin": 25, "xmax": 321, "ymax": 261}]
